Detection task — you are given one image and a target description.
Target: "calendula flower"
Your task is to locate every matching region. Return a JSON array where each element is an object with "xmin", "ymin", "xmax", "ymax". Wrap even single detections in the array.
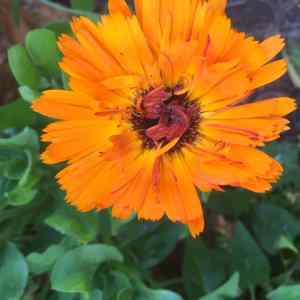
[{"xmin": 32, "ymin": 0, "xmax": 296, "ymax": 236}]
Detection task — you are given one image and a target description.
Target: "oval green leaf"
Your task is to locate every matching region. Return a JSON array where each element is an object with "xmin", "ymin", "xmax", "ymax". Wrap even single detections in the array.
[
  {"xmin": 8, "ymin": 44, "xmax": 39, "ymax": 88},
  {"xmin": 0, "ymin": 99, "xmax": 36, "ymax": 130},
  {"xmin": 199, "ymin": 273, "xmax": 240, "ymax": 300},
  {"xmin": 27, "ymin": 244, "xmax": 66, "ymax": 275},
  {"xmin": 252, "ymin": 203, "xmax": 300, "ymax": 255},
  {"xmin": 25, "ymin": 28, "xmax": 61, "ymax": 76},
  {"xmin": 45, "ymin": 204, "xmax": 101, "ymax": 243},
  {"xmin": 267, "ymin": 285, "xmax": 300, "ymax": 300},
  {"xmin": 136, "ymin": 288, "xmax": 184, "ymax": 300},
  {"xmin": 51, "ymin": 244, "xmax": 123, "ymax": 294},
  {"xmin": 0, "ymin": 242, "xmax": 29, "ymax": 300}
]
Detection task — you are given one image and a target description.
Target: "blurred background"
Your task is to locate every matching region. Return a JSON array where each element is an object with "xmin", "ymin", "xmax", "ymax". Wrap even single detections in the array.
[{"xmin": 1, "ymin": 1, "xmax": 300, "ymax": 300}]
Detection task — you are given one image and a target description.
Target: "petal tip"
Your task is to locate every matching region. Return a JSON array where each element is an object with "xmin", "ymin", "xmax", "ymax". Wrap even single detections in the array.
[{"xmin": 188, "ymin": 218, "xmax": 205, "ymax": 238}]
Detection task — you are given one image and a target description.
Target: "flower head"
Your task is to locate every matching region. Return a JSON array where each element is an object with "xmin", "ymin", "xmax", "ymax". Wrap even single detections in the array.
[{"xmin": 32, "ymin": 0, "xmax": 296, "ymax": 236}]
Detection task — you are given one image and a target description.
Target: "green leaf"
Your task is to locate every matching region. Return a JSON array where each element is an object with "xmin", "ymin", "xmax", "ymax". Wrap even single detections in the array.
[
  {"xmin": 51, "ymin": 244, "xmax": 123, "ymax": 294},
  {"xmin": 82, "ymin": 290, "xmax": 103, "ymax": 300},
  {"xmin": 111, "ymin": 214, "xmax": 135, "ymax": 237},
  {"xmin": 183, "ymin": 239, "xmax": 227, "ymax": 300},
  {"xmin": 25, "ymin": 28, "xmax": 61, "ymax": 76},
  {"xmin": 275, "ymin": 236, "xmax": 298, "ymax": 253},
  {"xmin": 0, "ymin": 127, "xmax": 39, "ymax": 152},
  {"xmin": 102, "ymin": 271, "xmax": 132, "ymax": 300},
  {"xmin": 0, "ymin": 129, "xmax": 40, "ymax": 207},
  {"xmin": 45, "ymin": 22, "xmax": 72, "ymax": 36},
  {"xmin": 287, "ymin": 41, "xmax": 300, "ymax": 88},
  {"xmin": 19, "ymin": 86, "xmax": 40, "ymax": 103},
  {"xmin": 288, "ymin": 59, "xmax": 300, "ymax": 88},
  {"xmin": 0, "ymin": 242, "xmax": 29, "ymax": 300},
  {"xmin": 40, "ymin": 0, "xmax": 99, "ymax": 21},
  {"xmin": 27, "ymin": 244, "xmax": 66, "ymax": 275},
  {"xmin": 227, "ymin": 222, "xmax": 270, "ymax": 288},
  {"xmin": 57, "ymin": 293, "xmax": 77, "ymax": 300},
  {"xmin": 136, "ymin": 288, "xmax": 183, "ymax": 300},
  {"xmin": 56, "ymin": 290, "xmax": 103, "ymax": 300},
  {"xmin": 117, "ymin": 218, "xmax": 160, "ymax": 246},
  {"xmin": 0, "ymin": 100, "xmax": 36, "ymax": 130},
  {"xmin": 11, "ymin": 0, "xmax": 22, "ymax": 25},
  {"xmin": 8, "ymin": 44, "xmax": 39, "ymax": 88},
  {"xmin": 252, "ymin": 203, "xmax": 300, "ymax": 255},
  {"xmin": 0, "ymin": 129, "xmax": 40, "ymax": 205},
  {"xmin": 97, "ymin": 210, "xmax": 112, "ymax": 240},
  {"xmin": 0, "ymin": 178, "xmax": 13, "ymax": 208},
  {"xmin": 133, "ymin": 222, "xmax": 185, "ymax": 269},
  {"xmin": 2, "ymin": 151, "xmax": 28, "ymax": 179},
  {"xmin": 199, "ymin": 273, "xmax": 240, "ymax": 300},
  {"xmin": 4, "ymin": 156, "xmax": 39, "ymax": 207},
  {"xmin": 117, "ymin": 289, "xmax": 134, "ymax": 300},
  {"xmin": 206, "ymin": 190, "xmax": 253, "ymax": 217},
  {"xmin": 45, "ymin": 204, "xmax": 101, "ymax": 243},
  {"xmin": 6, "ymin": 185, "xmax": 38, "ymax": 206},
  {"xmin": 71, "ymin": 0, "xmax": 96, "ymax": 11},
  {"xmin": 62, "ymin": 72, "xmax": 70, "ymax": 89},
  {"xmin": 267, "ymin": 285, "xmax": 300, "ymax": 300}
]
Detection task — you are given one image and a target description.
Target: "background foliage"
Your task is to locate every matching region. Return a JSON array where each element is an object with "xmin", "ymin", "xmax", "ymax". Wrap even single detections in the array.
[{"xmin": 1, "ymin": 0, "xmax": 300, "ymax": 299}]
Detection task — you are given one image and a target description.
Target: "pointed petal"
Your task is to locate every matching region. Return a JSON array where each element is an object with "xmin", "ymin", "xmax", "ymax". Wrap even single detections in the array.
[{"xmin": 108, "ymin": 0, "xmax": 132, "ymax": 16}]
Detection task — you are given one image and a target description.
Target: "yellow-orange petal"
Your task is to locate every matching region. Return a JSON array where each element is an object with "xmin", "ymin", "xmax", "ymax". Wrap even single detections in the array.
[
  {"xmin": 58, "ymin": 31, "xmax": 121, "ymax": 80},
  {"xmin": 188, "ymin": 218, "xmax": 205, "ymax": 238},
  {"xmin": 251, "ymin": 59, "xmax": 287, "ymax": 89},
  {"xmin": 41, "ymin": 119, "xmax": 122, "ymax": 164},
  {"xmin": 204, "ymin": 97, "xmax": 296, "ymax": 119},
  {"xmin": 108, "ymin": 0, "xmax": 132, "ymax": 17},
  {"xmin": 201, "ymin": 117, "xmax": 290, "ymax": 146},
  {"xmin": 167, "ymin": 155, "xmax": 205, "ymax": 235},
  {"xmin": 69, "ymin": 77, "xmax": 133, "ymax": 109},
  {"xmin": 32, "ymin": 90, "xmax": 98, "ymax": 120},
  {"xmin": 260, "ymin": 35, "xmax": 285, "ymax": 62},
  {"xmin": 58, "ymin": 131, "xmax": 142, "ymax": 211},
  {"xmin": 183, "ymin": 144, "xmax": 282, "ymax": 193},
  {"xmin": 209, "ymin": 0, "xmax": 227, "ymax": 12},
  {"xmin": 225, "ymin": 146, "xmax": 283, "ymax": 181},
  {"xmin": 207, "ymin": 15, "xmax": 232, "ymax": 63},
  {"xmin": 199, "ymin": 75, "xmax": 251, "ymax": 111}
]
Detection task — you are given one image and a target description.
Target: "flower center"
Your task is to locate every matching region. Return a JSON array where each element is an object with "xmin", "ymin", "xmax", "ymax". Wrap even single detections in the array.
[{"xmin": 131, "ymin": 86, "xmax": 200, "ymax": 151}]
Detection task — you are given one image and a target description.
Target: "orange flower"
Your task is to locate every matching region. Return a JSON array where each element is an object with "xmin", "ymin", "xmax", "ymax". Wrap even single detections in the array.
[{"xmin": 32, "ymin": 0, "xmax": 296, "ymax": 237}]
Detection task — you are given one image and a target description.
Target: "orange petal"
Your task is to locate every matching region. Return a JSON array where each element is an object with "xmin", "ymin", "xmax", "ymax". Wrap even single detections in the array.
[
  {"xmin": 169, "ymin": 155, "xmax": 205, "ymax": 235},
  {"xmin": 58, "ymin": 131, "xmax": 142, "ymax": 211},
  {"xmin": 204, "ymin": 97, "xmax": 296, "ymax": 119},
  {"xmin": 260, "ymin": 35, "xmax": 285, "ymax": 62},
  {"xmin": 69, "ymin": 77, "xmax": 132, "ymax": 109},
  {"xmin": 41, "ymin": 119, "xmax": 122, "ymax": 164},
  {"xmin": 197, "ymin": 69, "xmax": 251, "ymax": 111},
  {"xmin": 207, "ymin": 15, "xmax": 232, "ymax": 63},
  {"xmin": 251, "ymin": 59, "xmax": 287, "ymax": 89},
  {"xmin": 225, "ymin": 146, "xmax": 283, "ymax": 181},
  {"xmin": 98, "ymin": 14, "xmax": 160, "ymax": 85},
  {"xmin": 108, "ymin": 0, "xmax": 132, "ymax": 17},
  {"xmin": 32, "ymin": 90, "xmax": 97, "ymax": 120},
  {"xmin": 183, "ymin": 144, "xmax": 282, "ymax": 193},
  {"xmin": 135, "ymin": 0, "xmax": 162, "ymax": 52},
  {"xmin": 224, "ymin": 36, "xmax": 267, "ymax": 72},
  {"xmin": 209, "ymin": 0, "xmax": 227, "ymax": 12},
  {"xmin": 58, "ymin": 29, "xmax": 122, "ymax": 80},
  {"xmin": 201, "ymin": 117, "xmax": 290, "ymax": 146}
]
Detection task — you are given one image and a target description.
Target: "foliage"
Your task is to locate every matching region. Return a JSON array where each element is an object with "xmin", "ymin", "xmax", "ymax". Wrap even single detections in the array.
[{"xmin": 2, "ymin": 1, "xmax": 300, "ymax": 299}]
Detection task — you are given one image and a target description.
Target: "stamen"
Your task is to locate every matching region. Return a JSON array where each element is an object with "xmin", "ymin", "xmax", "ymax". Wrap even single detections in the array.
[{"xmin": 130, "ymin": 86, "xmax": 201, "ymax": 153}]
